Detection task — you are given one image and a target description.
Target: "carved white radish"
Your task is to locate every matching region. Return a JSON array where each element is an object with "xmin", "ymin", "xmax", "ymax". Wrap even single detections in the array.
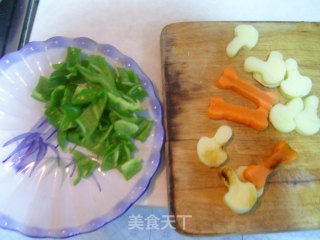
[
  {"xmin": 244, "ymin": 51, "xmax": 286, "ymax": 87},
  {"xmin": 269, "ymin": 98, "xmax": 304, "ymax": 133},
  {"xmin": 295, "ymin": 96, "xmax": 320, "ymax": 136},
  {"xmin": 280, "ymin": 58, "xmax": 313, "ymax": 99},
  {"xmin": 197, "ymin": 126, "xmax": 232, "ymax": 167},
  {"xmin": 220, "ymin": 166, "xmax": 258, "ymax": 214},
  {"xmin": 226, "ymin": 25, "xmax": 259, "ymax": 58}
]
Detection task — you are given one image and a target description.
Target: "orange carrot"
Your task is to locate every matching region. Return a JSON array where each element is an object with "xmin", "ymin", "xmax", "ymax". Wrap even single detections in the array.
[
  {"xmin": 243, "ymin": 165, "xmax": 271, "ymax": 189},
  {"xmin": 244, "ymin": 141, "xmax": 297, "ymax": 189},
  {"xmin": 216, "ymin": 67, "xmax": 279, "ymax": 110},
  {"xmin": 208, "ymin": 97, "xmax": 269, "ymax": 130},
  {"xmin": 263, "ymin": 140, "xmax": 297, "ymax": 169}
]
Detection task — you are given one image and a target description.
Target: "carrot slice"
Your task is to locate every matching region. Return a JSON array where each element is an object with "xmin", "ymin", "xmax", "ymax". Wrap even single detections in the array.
[
  {"xmin": 263, "ymin": 140, "xmax": 297, "ymax": 169},
  {"xmin": 216, "ymin": 67, "xmax": 279, "ymax": 110},
  {"xmin": 242, "ymin": 165, "xmax": 271, "ymax": 189},
  {"xmin": 244, "ymin": 141, "xmax": 297, "ymax": 189},
  {"xmin": 208, "ymin": 97, "xmax": 269, "ymax": 130}
]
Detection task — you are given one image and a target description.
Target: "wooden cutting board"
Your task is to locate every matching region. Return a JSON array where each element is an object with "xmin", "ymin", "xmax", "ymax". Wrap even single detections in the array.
[{"xmin": 161, "ymin": 22, "xmax": 320, "ymax": 236}]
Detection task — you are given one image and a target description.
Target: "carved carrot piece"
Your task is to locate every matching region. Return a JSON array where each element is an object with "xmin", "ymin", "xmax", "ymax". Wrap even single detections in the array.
[
  {"xmin": 267, "ymin": 140, "xmax": 297, "ymax": 166},
  {"xmin": 216, "ymin": 67, "xmax": 279, "ymax": 110},
  {"xmin": 208, "ymin": 97, "xmax": 269, "ymax": 130},
  {"xmin": 243, "ymin": 141, "xmax": 297, "ymax": 189}
]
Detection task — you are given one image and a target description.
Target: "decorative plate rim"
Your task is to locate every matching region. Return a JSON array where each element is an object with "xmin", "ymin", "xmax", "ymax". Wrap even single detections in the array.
[{"xmin": 0, "ymin": 36, "xmax": 164, "ymax": 238}]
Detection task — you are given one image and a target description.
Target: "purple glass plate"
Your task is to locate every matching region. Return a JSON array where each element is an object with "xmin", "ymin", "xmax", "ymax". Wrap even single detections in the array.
[{"xmin": 0, "ymin": 37, "xmax": 164, "ymax": 238}]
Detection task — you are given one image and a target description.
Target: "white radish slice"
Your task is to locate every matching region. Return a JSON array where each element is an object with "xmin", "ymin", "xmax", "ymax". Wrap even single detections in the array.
[
  {"xmin": 197, "ymin": 126, "xmax": 232, "ymax": 167},
  {"xmin": 280, "ymin": 58, "xmax": 313, "ymax": 99},
  {"xmin": 221, "ymin": 166, "xmax": 257, "ymax": 214},
  {"xmin": 295, "ymin": 96, "xmax": 320, "ymax": 136},
  {"xmin": 226, "ymin": 25, "xmax": 259, "ymax": 58},
  {"xmin": 244, "ymin": 51, "xmax": 286, "ymax": 87},
  {"xmin": 269, "ymin": 98, "xmax": 304, "ymax": 133},
  {"xmin": 253, "ymin": 73, "xmax": 280, "ymax": 88}
]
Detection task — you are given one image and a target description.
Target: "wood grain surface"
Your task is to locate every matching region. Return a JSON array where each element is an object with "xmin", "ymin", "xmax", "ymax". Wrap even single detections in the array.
[{"xmin": 160, "ymin": 22, "xmax": 320, "ymax": 236}]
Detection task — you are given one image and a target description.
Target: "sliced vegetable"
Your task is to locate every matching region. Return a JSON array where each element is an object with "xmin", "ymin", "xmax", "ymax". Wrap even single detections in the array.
[
  {"xmin": 235, "ymin": 166, "xmax": 264, "ymax": 198},
  {"xmin": 216, "ymin": 67, "xmax": 279, "ymax": 110},
  {"xmin": 269, "ymin": 98, "xmax": 304, "ymax": 133},
  {"xmin": 226, "ymin": 25, "xmax": 259, "ymax": 58},
  {"xmin": 244, "ymin": 51, "xmax": 286, "ymax": 87},
  {"xmin": 243, "ymin": 141, "xmax": 297, "ymax": 189},
  {"xmin": 197, "ymin": 125, "xmax": 232, "ymax": 167},
  {"xmin": 220, "ymin": 166, "xmax": 258, "ymax": 214},
  {"xmin": 116, "ymin": 67, "xmax": 148, "ymax": 100},
  {"xmin": 295, "ymin": 96, "xmax": 320, "ymax": 136},
  {"xmin": 119, "ymin": 157, "xmax": 142, "ymax": 180},
  {"xmin": 208, "ymin": 97, "xmax": 269, "ymax": 130},
  {"xmin": 32, "ymin": 76, "xmax": 52, "ymax": 102},
  {"xmin": 134, "ymin": 119, "xmax": 153, "ymax": 142},
  {"xmin": 76, "ymin": 93, "xmax": 107, "ymax": 140},
  {"xmin": 243, "ymin": 165, "xmax": 271, "ymax": 190},
  {"xmin": 31, "ymin": 47, "xmax": 153, "ymax": 184},
  {"xmin": 71, "ymin": 150, "xmax": 98, "ymax": 186},
  {"xmin": 107, "ymin": 92, "xmax": 142, "ymax": 116},
  {"xmin": 280, "ymin": 58, "xmax": 313, "ymax": 99},
  {"xmin": 114, "ymin": 119, "xmax": 139, "ymax": 138},
  {"xmin": 100, "ymin": 144, "xmax": 120, "ymax": 171},
  {"xmin": 71, "ymin": 86, "xmax": 101, "ymax": 105}
]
